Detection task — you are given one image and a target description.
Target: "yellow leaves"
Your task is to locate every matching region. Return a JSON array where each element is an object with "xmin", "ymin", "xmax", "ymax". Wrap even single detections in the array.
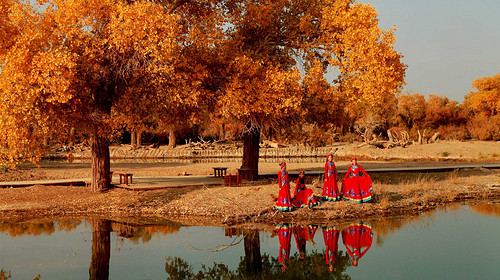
[
  {"xmin": 218, "ymin": 55, "xmax": 302, "ymax": 121},
  {"xmin": 464, "ymin": 73, "xmax": 500, "ymax": 117}
]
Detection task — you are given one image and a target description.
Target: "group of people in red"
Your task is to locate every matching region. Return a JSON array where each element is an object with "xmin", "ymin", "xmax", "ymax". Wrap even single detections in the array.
[
  {"xmin": 275, "ymin": 222, "xmax": 373, "ymax": 272},
  {"xmin": 275, "ymin": 154, "xmax": 373, "ymax": 211}
]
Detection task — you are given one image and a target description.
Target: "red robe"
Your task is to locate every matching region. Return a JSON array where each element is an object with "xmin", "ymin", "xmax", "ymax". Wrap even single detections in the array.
[
  {"xmin": 276, "ymin": 170, "xmax": 293, "ymax": 211},
  {"xmin": 341, "ymin": 222, "xmax": 373, "ymax": 267},
  {"xmin": 275, "ymin": 224, "xmax": 292, "ymax": 271},
  {"xmin": 342, "ymin": 165, "xmax": 373, "ymax": 203},
  {"xmin": 323, "ymin": 161, "xmax": 340, "ymax": 201},
  {"xmin": 322, "ymin": 226, "xmax": 340, "ymax": 270},
  {"xmin": 292, "ymin": 178, "xmax": 322, "ymax": 208}
]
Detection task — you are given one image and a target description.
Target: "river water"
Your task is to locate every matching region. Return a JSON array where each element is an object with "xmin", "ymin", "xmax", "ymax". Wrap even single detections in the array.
[{"xmin": 1, "ymin": 203, "xmax": 499, "ymax": 279}]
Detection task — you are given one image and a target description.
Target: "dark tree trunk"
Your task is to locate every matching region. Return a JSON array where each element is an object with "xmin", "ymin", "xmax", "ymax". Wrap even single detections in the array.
[
  {"xmin": 243, "ymin": 229, "xmax": 262, "ymax": 275},
  {"xmin": 131, "ymin": 131, "xmax": 137, "ymax": 148},
  {"xmin": 136, "ymin": 131, "xmax": 142, "ymax": 147},
  {"xmin": 242, "ymin": 123, "xmax": 260, "ymax": 180},
  {"xmin": 89, "ymin": 219, "xmax": 111, "ymax": 280},
  {"xmin": 168, "ymin": 127, "xmax": 176, "ymax": 148},
  {"xmin": 90, "ymin": 128, "xmax": 111, "ymax": 191}
]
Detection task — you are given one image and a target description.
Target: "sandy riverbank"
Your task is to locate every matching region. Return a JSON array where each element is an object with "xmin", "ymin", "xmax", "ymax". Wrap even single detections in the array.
[{"xmin": 1, "ymin": 141, "xmax": 499, "ymax": 225}]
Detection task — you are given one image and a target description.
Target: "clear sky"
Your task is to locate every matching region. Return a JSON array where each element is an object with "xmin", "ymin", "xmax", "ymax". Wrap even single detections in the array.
[{"xmin": 361, "ymin": 0, "xmax": 500, "ymax": 102}]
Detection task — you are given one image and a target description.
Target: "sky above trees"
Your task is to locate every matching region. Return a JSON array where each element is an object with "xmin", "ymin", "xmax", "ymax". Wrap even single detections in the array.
[{"xmin": 361, "ymin": 0, "xmax": 500, "ymax": 102}]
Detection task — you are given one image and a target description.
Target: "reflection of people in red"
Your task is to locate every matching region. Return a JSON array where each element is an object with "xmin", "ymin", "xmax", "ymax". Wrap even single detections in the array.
[
  {"xmin": 342, "ymin": 222, "xmax": 373, "ymax": 267},
  {"xmin": 342, "ymin": 158, "xmax": 373, "ymax": 203},
  {"xmin": 275, "ymin": 224, "xmax": 292, "ymax": 272},
  {"xmin": 292, "ymin": 171, "xmax": 322, "ymax": 208},
  {"xmin": 323, "ymin": 154, "xmax": 340, "ymax": 201},
  {"xmin": 276, "ymin": 162, "xmax": 293, "ymax": 211},
  {"xmin": 293, "ymin": 225, "xmax": 319, "ymax": 259},
  {"xmin": 322, "ymin": 226, "xmax": 340, "ymax": 272}
]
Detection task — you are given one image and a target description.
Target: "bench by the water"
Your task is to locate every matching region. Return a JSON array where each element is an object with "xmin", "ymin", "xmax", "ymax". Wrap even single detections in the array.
[
  {"xmin": 118, "ymin": 173, "xmax": 133, "ymax": 185},
  {"xmin": 213, "ymin": 167, "xmax": 228, "ymax": 177},
  {"xmin": 224, "ymin": 173, "xmax": 241, "ymax": 187}
]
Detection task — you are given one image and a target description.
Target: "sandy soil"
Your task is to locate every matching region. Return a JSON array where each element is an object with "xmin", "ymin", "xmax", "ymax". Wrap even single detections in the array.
[{"xmin": 1, "ymin": 141, "xmax": 499, "ymax": 225}]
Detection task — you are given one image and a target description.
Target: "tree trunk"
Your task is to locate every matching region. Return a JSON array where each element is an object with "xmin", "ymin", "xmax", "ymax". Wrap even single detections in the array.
[
  {"xmin": 131, "ymin": 131, "xmax": 137, "ymax": 149},
  {"xmin": 243, "ymin": 229, "xmax": 262, "ymax": 275},
  {"xmin": 168, "ymin": 127, "xmax": 176, "ymax": 148},
  {"xmin": 91, "ymin": 128, "xmax": 111, "ymax": 191},
  {"xmin": 136, "ymin": 131, "xmax": 142, "ymax": 147},
  {"xmin": 242, "ymin": 123, "xmax": 260, "ymax": 180},
  {"xmin": 89, "ymin": 219, "xmax": 111, "ymax": 280}
]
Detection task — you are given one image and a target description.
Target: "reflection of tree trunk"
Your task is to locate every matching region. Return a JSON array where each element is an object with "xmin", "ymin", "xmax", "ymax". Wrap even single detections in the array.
[
  {"xmin": 89, "ymin": 219, "xmax": 111, "ymax": 280},
  {"xmin": 90, "ymin": 128, "xmax": 110, "ymax": 191},
  {"xmin": 242, "ymin": 123, "xmax": 260, "ymax": 180},
  {"xmin": 168, "ymin": 127, "xmax": 176, "ymax": 148},
  {"xmin": 243, "ymin": 229, "xmax": 262, "ymax": 275}
]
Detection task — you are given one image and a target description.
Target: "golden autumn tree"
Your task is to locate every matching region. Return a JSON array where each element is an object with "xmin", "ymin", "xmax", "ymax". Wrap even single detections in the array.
[
  {"xmin": 0, "ymin": 0, "xmax": 219, "ymax": 190},
  {"xmin": 463, "ymin": 73, "xmax": 500, "ymax": 140},
  {"xmin": 215, "ymin": 0, "xmax": 406, "ymax": 177},
  {"xmin": 394, "ymin": 93, "xmax": 427, "ymax": 131}
]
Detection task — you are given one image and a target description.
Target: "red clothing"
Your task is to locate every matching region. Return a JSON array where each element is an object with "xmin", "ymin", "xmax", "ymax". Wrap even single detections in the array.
[
  {"xmin": 322, "ymin": 226, "xmax": 340, "ymax": 268},
  {"xmin": 341, "ymin": 222, "xmax": 373, "ymax": 266},
  {"xmin": 323, "ymin": 161, "xmax": 340, "ymax": 201},
  {"xmin": 342, "ymin": 164, "xmax": 372, "ymax": 203},
  {"xmin": 275, "ymin": 224, "xmax": 292, "ymax": 271},
  {"xmin": 293, "ymin": 225, "xmax": 319, "ymax": 258},
  {"xmin": 292, "ymin": 178, "xmax": 321, "ymax": 208},
  {"xmin": 276, "ymin": 170, "xmax": 293, "ymax": 211}
]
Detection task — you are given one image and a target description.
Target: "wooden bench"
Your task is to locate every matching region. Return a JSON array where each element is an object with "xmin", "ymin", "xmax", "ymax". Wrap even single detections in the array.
[
  {"xmin": 213, "ymin": 167, "xmax": 228, "ymax": 177},
  {"xmin": 224, "ymin": 173, "xmax": 241, "ymax": 187},
  {"xmin": 118, "ymin": 173, "xmax": 133, "ymax": 185},
  {"xmin": 237, "ymin": 168, "xmax": 253, "ymax": 180}
]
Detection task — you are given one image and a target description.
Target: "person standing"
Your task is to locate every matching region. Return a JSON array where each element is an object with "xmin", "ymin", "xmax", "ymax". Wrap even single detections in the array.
[
  {"xmin": 322, "ymin": 154, "xmax": 340, "ymax": 201},
  {"xmin": 276, "ymin": 162, "xmax": 293, "ymax": 211},
  {"xmin": 342, "ymin": 158, "xmax": 372, "ymax": 203}
]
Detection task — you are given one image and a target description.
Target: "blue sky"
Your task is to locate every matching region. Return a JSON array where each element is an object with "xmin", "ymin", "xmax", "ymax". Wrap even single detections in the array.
[{"xmin": 361, "ymin": 0, "xmax": 500, "ymax": 102}]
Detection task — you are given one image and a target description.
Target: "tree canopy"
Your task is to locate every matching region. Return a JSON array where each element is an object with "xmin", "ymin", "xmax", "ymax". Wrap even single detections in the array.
[{"xmin": 0, "ymin": 0, "xmax": 406, "ymax": 189}]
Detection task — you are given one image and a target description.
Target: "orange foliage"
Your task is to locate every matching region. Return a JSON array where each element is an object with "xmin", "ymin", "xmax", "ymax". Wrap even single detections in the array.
[{"xmin": 464, "ymin": 73, "xmax": 500, "ymax": 117}]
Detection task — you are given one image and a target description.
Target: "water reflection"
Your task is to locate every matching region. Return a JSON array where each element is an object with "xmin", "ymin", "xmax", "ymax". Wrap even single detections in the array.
[
  {"xmin": 275, "ymin": 224, "xmax": 292, "ymax": 272},
  {"xmin": 2, "ymin": 204, "xmax": 500, "ymax": 279},
  {"xmin": 342, "ymin": 222, "xmax": 373, "ymax": 267},
  {"xmin": 322, "ymin": 225, "xmax": 340, "ymax": 272},
  {"xmin": 89, "ymin": 219, "xmax": 111, "ymax": 280}
]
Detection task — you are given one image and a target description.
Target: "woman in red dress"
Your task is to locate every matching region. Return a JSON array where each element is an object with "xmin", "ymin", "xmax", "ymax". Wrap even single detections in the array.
[
  {"xmin": 275, "ymin": 224, "xmax": 292, "ymax": 272},
  {"xmin": 342, "ymin": 158, "xmax": 373, "ymax": 203},
  {"xmin": 292, "ymin": 171, "xmax": 322, "ymax": 208},
  {"xmin": 322, "ymin": 225, "xmax": 340, "ymax": 272},
  {"xmin": 276, "ymin": 162, "xmax": 293, "ymax": 212},
  {"xmin": 341, "ymin": 222, "xmax": 373, "ymax": 267},
  {"xmin": 323, "ymin": 154, "xmax": 340, "ymax": 201}
]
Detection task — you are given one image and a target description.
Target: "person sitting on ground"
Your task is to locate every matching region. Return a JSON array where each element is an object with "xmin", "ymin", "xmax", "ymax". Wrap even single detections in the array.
[{"xmin": 292, "ymin": 171, "xmax": 322, "ymax": 209}]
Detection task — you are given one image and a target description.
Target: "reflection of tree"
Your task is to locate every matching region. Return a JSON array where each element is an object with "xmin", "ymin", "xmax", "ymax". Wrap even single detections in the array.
[
  {"xmin": 243, "ymin": 229, "xmax": 262, "ymax": 275},
  {"xmin": 470, "ymin": 204, "xmax": 500, "ymax": 217},
  {"xmin": 164, "ymin": 250, "xmax": 352, "ymax": 280},
  {"xmin": 0, "ymin": 220, "xmax": 82, "ymax": 237},
  {"xmin": 89, "ymin": 219, "xmax": 111, "ymax": 280}
]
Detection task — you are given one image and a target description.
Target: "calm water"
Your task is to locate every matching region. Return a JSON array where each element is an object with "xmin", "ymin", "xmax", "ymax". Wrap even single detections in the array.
[{"xmin": 1, "ymin": 204, "xmax": 499, "ymax": 280}]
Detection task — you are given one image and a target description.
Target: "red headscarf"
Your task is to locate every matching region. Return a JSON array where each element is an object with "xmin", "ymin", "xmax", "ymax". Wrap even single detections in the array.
[{"xmin": 280, "ymin": 162, "xmax": 286, "ymax": 168}]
